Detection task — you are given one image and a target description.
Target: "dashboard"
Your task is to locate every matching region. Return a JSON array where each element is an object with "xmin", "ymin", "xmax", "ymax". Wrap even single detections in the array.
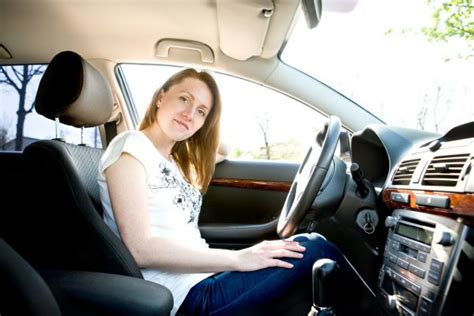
[
  {"xmin": 351, "ymin": 121, "xmax": 473, "ymax": 316},
  {"xmin": 351, "ymin": 124, "xmax": 440, "ymax": 189}
]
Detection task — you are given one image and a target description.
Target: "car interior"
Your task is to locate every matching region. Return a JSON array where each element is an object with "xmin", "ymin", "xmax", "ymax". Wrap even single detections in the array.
[{"xmin": 1, "ymin": 0, "xmax": 473, "ymax": 315}]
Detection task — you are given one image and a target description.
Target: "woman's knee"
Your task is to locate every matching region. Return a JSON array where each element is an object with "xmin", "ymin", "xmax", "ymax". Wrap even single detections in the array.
[
  {"xmin": 294, "ymin": 234, "xmax": 343, "ymax": 262},
  {"xmin": 290, "ymin": 232, "xmax": 326, "ymax": 243}
]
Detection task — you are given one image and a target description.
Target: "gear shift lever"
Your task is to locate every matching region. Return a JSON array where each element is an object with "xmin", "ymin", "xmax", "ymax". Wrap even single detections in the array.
[{"xmin": 308, "ymin": 259, "xmax": 340, "ymax": 316}]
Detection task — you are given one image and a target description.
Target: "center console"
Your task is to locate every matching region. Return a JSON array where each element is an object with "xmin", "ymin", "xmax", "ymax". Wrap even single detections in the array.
[{"xmin": 377, "ymin": 209, "xmax": 471, "ymax": 316}]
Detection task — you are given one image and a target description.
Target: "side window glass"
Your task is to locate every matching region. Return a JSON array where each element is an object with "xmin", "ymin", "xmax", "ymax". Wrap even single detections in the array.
[
  {"xmin": 120, "ymin": 64, "xmax": 329, "ymax": 162},
  {"xmin": 0, "ymin": 65, "xmax": 101, "ymax": 151},
  {"xmin": 217, "ymin": 74, "xmax": 326, "ymax": 161}
]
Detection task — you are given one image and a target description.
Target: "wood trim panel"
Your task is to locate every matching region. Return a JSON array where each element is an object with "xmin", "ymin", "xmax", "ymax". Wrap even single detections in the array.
[
  {"xmin": 210, "ymin": 178, "xmax": 291, "ymax": 192},
  {"xmin": 383, "ymin": 188, "xmax": 474, "ymax": 225}
]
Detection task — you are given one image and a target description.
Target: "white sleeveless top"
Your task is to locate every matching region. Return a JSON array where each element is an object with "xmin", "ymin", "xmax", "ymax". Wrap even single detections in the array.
[{"xmin": 97, "ymin": 130, "xmax": 212, "ymax": 315}]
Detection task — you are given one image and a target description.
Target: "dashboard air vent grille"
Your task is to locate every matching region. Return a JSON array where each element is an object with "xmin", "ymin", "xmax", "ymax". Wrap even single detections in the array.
[
  {"xmin": 393, "ymin": 158, "xmax": 421, "ymax": 185},
  {"xmin": 422, "ymin": 153, "xmax": 470, "ymax": 187}
]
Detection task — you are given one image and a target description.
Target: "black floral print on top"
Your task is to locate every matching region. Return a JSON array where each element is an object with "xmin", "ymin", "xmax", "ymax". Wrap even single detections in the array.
[{"xmin": 148, "ymin": 162, "xmax": 202, "ymax": 226}]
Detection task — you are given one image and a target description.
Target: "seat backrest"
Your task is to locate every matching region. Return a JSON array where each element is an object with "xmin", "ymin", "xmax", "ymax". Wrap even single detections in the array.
[{"xmin": 23, "ymin": 51, "xmax": 142, "ymax": 278}]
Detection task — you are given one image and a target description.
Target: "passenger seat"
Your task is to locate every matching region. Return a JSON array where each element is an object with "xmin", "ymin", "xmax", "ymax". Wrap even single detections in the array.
[{"xmin": 0, "ymin": 238, "xmax": 61, "ymax": 316}]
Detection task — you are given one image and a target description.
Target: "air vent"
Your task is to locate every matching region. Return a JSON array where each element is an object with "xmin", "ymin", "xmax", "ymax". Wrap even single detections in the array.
[
  {"xmin": 422, "ymin": 154, "xmax": 470, "ymax": 187},
  {"xmin": 393, "ymin": 158, "xmax": 421, "ymax": 185}
]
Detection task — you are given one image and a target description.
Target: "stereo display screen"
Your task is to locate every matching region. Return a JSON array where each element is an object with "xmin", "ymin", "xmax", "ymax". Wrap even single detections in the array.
[{"xmin": 395, "ymin": 223, "xmax": 433, "ymax": 245}]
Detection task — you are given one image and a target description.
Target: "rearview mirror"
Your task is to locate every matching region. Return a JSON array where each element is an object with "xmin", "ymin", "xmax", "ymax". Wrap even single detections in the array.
[
  {"xmin": 301, "ymin": 0, "xmax": 322, "ymax": 29},
  {"xmin": 301, "ymin": 0, "xmax": 359, "ymax": 29}
]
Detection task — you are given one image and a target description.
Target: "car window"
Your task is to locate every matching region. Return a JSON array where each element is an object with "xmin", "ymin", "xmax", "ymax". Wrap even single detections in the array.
[
  {"xmin": 0, "ymin": 65, "xmax": 101, "ymax": 151},
  {"xmin": 119, "ymin": 64, "xmax": 328, "ymax": 162}
]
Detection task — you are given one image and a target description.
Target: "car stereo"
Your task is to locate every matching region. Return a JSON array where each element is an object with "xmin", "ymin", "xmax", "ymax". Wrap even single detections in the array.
[{"xmin": 377, "ymin": 209, "xmax": 469, "ymax": 315}]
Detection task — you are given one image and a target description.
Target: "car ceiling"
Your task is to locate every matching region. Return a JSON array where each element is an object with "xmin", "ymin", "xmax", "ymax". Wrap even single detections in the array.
[
  {"xmin": 1, "ymin": 0, "xmax": 384, "ymax": 131},
  {"xmin": 0, "ymin": 0, "xmax": 300, "ymax": 65}
]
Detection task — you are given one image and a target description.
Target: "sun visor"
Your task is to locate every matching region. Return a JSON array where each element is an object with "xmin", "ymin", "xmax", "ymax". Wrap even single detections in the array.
[{"xmin": 216, "ymin": 0, "xmax": 274, "ymax": 61}]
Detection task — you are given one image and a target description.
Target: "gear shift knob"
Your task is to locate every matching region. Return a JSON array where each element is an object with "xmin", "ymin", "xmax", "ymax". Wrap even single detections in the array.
[{"xmin": 308, "ymin": 259, "xmax": 340, "ymax": 316}]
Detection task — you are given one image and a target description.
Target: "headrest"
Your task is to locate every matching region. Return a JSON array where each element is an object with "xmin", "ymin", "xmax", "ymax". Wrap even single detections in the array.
[{"xmin": 35, "ymin": 51, "xmax": 113, "ymax": 127}]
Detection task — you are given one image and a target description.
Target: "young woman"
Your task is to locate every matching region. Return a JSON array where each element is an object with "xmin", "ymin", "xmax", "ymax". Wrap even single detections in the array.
[{"xmin": 98, "ymin": 68, "xmax": 349, "ymax": 315}]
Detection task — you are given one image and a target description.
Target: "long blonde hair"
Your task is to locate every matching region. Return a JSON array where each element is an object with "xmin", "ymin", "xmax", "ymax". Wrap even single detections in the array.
[{"xmin": 139, "ymin": 68, "xmax": 221, "ymax": 193}]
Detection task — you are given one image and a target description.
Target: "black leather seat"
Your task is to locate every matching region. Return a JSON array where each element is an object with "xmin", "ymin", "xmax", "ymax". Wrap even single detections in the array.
[
  {"xmin": 0, "ymin": 238, "xmax": 61, "ymax": 316},
  {"xmin": 22, "ymin": 51, "xmax": 173, "ymax": 315},
  {"xmin": 24, "ymin": 50, "xmax": 141, "ymax": 276}
]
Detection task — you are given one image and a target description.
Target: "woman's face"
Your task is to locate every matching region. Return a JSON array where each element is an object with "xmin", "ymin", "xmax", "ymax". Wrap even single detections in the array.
[{"xmin": 155, "ymin": 77, "xmax": 212, "ymax": 142}]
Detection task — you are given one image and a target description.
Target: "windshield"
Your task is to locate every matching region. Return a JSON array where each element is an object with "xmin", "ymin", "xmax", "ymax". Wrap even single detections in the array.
[{"xmin": 282, "ymin": 0, "xmax": 474, "ymax": 134}]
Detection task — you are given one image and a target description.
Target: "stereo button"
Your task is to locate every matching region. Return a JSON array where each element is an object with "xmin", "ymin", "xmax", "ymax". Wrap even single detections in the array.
[
  {"xmin": 428, "ymin": 271, "xmax": 441, "ymax": 285},
  {"xmin": 407, "ymin": 281, "xmax": 421, "ymax": 295},
  {"xmin": 415, "ymin": 194, "xmax": 450, "ymax": 208},
  {"xmin": 420, "ymin": 244, "xmax": 431, "ymax": 253},
  {"xmin": 434, "ymin": 231, "xmax": 454, "ymax": 246},
  {"xmin": 398, "ymin": 276, "xmax": 408, "ymax": 287},
  {"xmin": 408, "ymin": 264, "xmax": 426, "ymax": 278},
  {"xmin": 392, "ymin": 272, "xmax": 402, "ymax": 283},
  {"xmin": 397, "ymin": 258, "xmax": 409, "ymax": 270},
  {"xmin": 419, "ymin": 297, "xmax": 432, "ymax": 316},
  {"xmin": 417, "ymin": 252, "xmax": 427, "ymax": 263},
  {"xmin": 385, "ymin": 215, "xmax": 398, "ymax": 228},
  {"xmin": 406, "ymin": 240, "xmax": 416, "ymax": 249},
  {"xmin": 391, "ymin": 241, "xmax": 400, "ymax": 251},
  {"xmin": 389, "ymin": 253, "xmax": 398, "ymax": 264},
  {"xmin": 430, "ymin": 258, "xmax": 444, "ymax": 273},
  {"xmin": 391, "ymin": 192, "xmax": 410, "ymax": 203}
]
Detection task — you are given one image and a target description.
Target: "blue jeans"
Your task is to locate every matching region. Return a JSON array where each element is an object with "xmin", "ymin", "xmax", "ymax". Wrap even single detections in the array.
[{"xmin": 177, "ymin": 233, "xmax": 350, "ymax": 316}]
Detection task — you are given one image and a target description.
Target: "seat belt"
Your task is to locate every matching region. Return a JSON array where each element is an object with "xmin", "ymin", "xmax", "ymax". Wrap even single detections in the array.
[{"xmin": 104, "ymin": 120, "xmax": 118, "ymax": 146}]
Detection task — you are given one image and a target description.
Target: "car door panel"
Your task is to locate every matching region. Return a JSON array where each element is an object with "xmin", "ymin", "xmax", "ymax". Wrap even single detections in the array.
[{"xmin": 200, "ymin": 159, "xmax": 298, "ymax": 247}]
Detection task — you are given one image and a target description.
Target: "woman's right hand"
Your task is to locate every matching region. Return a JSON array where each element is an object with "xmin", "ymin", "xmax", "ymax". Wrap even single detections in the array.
[{"xmin": 234, "ymin": 239, "xmax": 306, "ymax": 271}]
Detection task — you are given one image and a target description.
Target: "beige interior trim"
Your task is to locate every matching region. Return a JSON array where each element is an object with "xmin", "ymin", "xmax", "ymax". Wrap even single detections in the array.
[
  {"xmin": 0, "ymin": 44, "xmax": 13, "ymax": 59},
  {"xmin": 261, "ymin": 0, "xmax": 300, "ymax": 58},
  {"xmin": 89, "ymin": 59, "xmax": 133, "ymax": 134},
  {"xmin": 2, "ymin": 0, "xmax": 300, "ymax": 64}
]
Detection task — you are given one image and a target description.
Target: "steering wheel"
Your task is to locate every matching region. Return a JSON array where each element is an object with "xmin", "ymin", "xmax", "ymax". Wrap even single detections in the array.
[{"xmin": 277, "ymin": 116, "xmax": 341, "ymax": 238}]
